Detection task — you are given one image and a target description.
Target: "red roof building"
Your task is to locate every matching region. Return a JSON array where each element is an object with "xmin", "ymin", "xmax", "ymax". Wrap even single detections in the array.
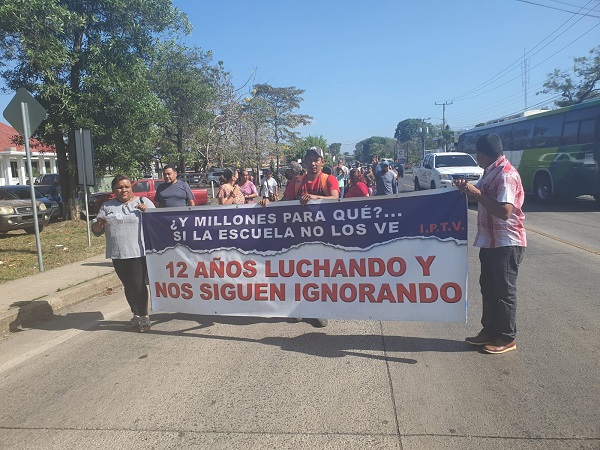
[{"xmin": 0, "ymin": 121, "xmax": 57, "ymax": 185}]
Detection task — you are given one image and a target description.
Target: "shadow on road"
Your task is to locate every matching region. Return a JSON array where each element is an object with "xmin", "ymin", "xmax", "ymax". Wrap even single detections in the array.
[
  {"xmin": 137, "ymin": 312, "xmax": 469, "ymax": 364},
  {"xmin": 81, "ymin": 261, "xmax": 114, "ymax": 268},
  {"xmin": 522, "ymin": 195, "xmax": 599, "ymax": 213},
  {"xmin": 18, "ymin": 310, "xmax": 470, "ymax": 365}
]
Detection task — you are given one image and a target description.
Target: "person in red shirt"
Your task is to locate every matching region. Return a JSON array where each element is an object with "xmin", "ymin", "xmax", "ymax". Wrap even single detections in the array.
[
  {"xmin": 261, "ymin": 147, "xmax": 339, "ymax": 327},
  {"xmin": 344, "ymin": 168, "xmax": 369, "ymax": 198},
  {"xmin": 276, "ymin": 147, "xmax": 339, "ymax": 203}
]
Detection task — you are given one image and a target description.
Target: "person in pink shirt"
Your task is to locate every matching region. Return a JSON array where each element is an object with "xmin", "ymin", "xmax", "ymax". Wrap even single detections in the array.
[
  {"xmin": 455, "ymin": 133, "xmax": 526, "ymax": 355},
  {"xmin": 238, "ymin": 170, "xmax": 258, "ymax": 204}
]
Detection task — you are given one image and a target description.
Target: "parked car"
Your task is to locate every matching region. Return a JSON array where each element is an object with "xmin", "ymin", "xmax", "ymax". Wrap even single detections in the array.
[
  {"xmin": 85, "ymin": 191, "xmax": 115, "ymax": 218},
  {"xmin": 1, "ymin": 185, "xmax": 61, "ymax": 220},
  {"xmin": 206, "ymin": 169, "xmax": 225, "ymax": 186},
  {"xmin": 35, "ymin": 173, "xmax": 60, "ymax": 185},
  {"xmin": 0, "ymin": 188, "xmax": 51, "ymax": 234}
]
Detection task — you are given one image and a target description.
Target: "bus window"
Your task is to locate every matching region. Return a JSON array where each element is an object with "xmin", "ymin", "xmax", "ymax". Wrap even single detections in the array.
[
  {"xmin": 495, "ymin": 124, "xmax": 514, "ymax": 151},
  {"xmin": 561, "ymin": 122, "xmax": 579, "ymax": 145},
  {"xmin": 578, "ymin": 119, "xmax": 597, "ymax": 144},
  {"xmin": 533, "ymin": 115, "xmax": 564, "ymax": 148},
  {"xmin": 512, "ymin": 121, "xmax": 534, "ymax": 149},
  {"xmin": 564, "ymin": 105, "xmax": 599, "ymax": 122},
  {"xmin": 459, "ymin": 130, "xmax": 486, "ymax": 154}
]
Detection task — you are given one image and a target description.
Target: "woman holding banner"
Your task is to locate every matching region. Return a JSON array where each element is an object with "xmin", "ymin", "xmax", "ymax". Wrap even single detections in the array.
[{"xmin": 91, "ymin": 174, "xmax": 155, "ymax": 332}]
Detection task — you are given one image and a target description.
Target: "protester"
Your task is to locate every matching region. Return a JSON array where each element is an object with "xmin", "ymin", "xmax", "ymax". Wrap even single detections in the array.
[
  {"xmin": 322, "ymin": 165, "xmax": 333, "ymax": 175},
  {"xmin": 283, "ymin": 161, "xmax": 303, "ymax": 184},
  {"xmin": 364, "ymin": 165, "xmax": 376, "ymax": 196},
  {"xmin": 260, "ymin": 170, "xmax": 278, "ymax": 202},
  {"xmin": 91, "ymin": 175, "xmax": 155, "ymax": 332},
  {"xmin": 455, "ymin": 133, "xmax": 527, "ymax": 355},
  {"xmin": 238, "ymin": 170, "xmax": 259, "ymax": 204},
  {"xmin": 345, "ymin": 168, "xmax": 369, "ymax": 198},
  {"xmin": 335, "ymin": 166, "xmax": 346, "ymax": 198},
  {"xmin": 217, "ymin": 168, "xmax": 245, "ymax": 205},
  {"xmin": 48, "ymin": 180, "xmax": 63, "ymax": 216},
  {"xmin": 261, "ymin": 146, "xmax": 339, "ymax": 327},
  {"xmin": 338, "ymin": 158, "xmax": 350, "ymax": 180},
  {"xmin": 375, "ymin": 161, "xmax": 398, "ymax": 195},
  {"xmin": 155, "ymin": 165, "xmax": 195, "ymax": 207}
]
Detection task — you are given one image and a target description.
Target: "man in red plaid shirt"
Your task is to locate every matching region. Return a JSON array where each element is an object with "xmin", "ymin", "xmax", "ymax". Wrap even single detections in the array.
[{"xmin": 455, "ymin": 133, "xmax": 526, "ymax": 354}]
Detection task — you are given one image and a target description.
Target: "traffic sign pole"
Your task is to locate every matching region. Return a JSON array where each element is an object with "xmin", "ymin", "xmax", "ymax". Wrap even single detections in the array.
[
  {"xmin": 76, "ymin": 129, "xmax": 92, "ymax": 246},
  {"xmin": 20, "ymin": 102, "xmax": 44, "ymax": 271},
  {"xmin": 4, "ymin": 88, "xmax": 48, "ymax": 273}
]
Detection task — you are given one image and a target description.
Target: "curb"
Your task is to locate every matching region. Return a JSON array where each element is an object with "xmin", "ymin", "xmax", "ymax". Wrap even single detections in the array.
[{"xmin": 0, "ymin": 273, "xmax": 121, "ymax": 338}]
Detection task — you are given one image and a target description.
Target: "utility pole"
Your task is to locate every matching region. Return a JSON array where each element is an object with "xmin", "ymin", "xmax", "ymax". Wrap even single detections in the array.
[
  {"xmin": 521, "ymin": 49, "xmax": 529, "ymax": 110},
  {"xmin": 418, "ymin": 118, "xmax": 430, "ymax": 160},
  {"xmin": 435, "ymin": 101, "xmax": 453, "ymax": 152}
]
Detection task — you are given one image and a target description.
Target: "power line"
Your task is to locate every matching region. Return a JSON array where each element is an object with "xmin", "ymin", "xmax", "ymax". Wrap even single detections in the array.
[
  {"xmin": 516, "ymin": 0, "xmax": 600, "ymax": 17},
  {"xmin": 455, "ymin": 21, "xmax": 599, "ymax": 102},
  {"xmin": 449, "ymin": 0, "xmax": 598, "ymax": 102}
]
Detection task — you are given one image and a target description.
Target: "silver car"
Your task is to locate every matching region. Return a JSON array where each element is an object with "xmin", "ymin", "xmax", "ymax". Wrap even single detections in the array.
[{"xmin": 0, "ymin": 188, "xmax": 51, "ymax": 234}]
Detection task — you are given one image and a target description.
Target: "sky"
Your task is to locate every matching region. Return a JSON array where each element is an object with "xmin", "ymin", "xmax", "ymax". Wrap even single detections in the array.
[{"xmin": 1, "ymin": 0, "xmax": 598, "ymax": 156}]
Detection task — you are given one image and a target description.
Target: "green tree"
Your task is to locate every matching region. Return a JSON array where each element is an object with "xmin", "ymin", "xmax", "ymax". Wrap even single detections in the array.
[
  {"xmin": 149, "ymin": 40, "xmax": 216, "ymax": 173},
  {"xmin": 237, "ymin": 94, "xmax": 273, "ymax": 175},
  {"xmin": 286, "ymin": 135, "xmax": 329, "ymax": 165},
  {"xmin": 354, "ymin": 136, "xmax": 396, "ymax": 163},
  {"xmin": 328, "ymin": 143, "xmax": 341, "ymax": 160},
  {"xmin": 251, "ymin": 84, "xmax": 313, "ymax": 171},
  {"xmin": 538, "ymin": 46, "xmax": 600, "ymax": 107},
  {"xmin": 394, "ymin": 119, "xmax": 437, "ymax": 162},
  {"xmin": 0, "ymin": 0, "xmax": 189, "ymax": 219},
  {"xmin": 195, "ymin": 65, "xmax": 252, "ymax": 171}
]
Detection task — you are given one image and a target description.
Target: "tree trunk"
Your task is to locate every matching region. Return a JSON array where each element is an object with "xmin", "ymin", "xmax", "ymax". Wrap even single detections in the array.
[{"xmin": 51, "ymin": 131, "xmax": 78, "ymax": 221}]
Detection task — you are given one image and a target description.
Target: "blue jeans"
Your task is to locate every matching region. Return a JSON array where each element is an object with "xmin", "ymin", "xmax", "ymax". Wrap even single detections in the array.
[{"xmin": 478, "ymin": 246, "xmax": 525, "ymax": 342}]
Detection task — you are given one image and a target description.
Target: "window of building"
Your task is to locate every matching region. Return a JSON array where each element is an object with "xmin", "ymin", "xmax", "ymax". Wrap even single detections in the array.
[{"xmin": 10, "ymin": 161, "xmax": 18, "ymax": 178}]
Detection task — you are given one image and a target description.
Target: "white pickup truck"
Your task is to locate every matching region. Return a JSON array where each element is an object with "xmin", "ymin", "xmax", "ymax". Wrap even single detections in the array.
[{"xmin": 413, "ymin": 152, "xmax": 484, "ymax": 191}]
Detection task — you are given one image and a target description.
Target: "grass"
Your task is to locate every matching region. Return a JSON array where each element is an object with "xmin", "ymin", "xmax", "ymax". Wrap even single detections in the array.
[{"xmin": 0, "ymin": 220, "xmax": 106, "ymax": 283}]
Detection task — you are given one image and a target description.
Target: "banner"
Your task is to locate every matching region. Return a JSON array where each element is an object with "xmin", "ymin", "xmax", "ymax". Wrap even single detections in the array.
[{"xmin": 143, "ymin": 189, "xmax": 468, "ymax": 322}]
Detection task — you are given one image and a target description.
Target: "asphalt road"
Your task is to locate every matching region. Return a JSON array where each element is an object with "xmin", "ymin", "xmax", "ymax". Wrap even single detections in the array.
[{"xmin": 0, "ymin": 184, "xmax": 598, "ymax": 450}]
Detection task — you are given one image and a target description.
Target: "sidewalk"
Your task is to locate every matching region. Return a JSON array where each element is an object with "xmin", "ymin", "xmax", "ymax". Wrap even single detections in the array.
[{"xmin": 0, "ymin": 254, "xmax": 121, "ymax": 337}]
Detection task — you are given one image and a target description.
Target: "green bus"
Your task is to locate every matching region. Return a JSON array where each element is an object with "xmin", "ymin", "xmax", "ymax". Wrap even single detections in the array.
[{"xmin": 457, "ymin": 99, "xmax": 600, "ymax": 203}]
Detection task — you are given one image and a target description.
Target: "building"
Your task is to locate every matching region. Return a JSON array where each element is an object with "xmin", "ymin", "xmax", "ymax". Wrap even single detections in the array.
[{"xmin": 0, "ymin": 122, "xmax": 57, "ymax": 186}]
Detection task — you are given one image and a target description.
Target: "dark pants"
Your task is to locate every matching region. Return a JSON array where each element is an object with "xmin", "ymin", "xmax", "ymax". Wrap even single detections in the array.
[
  {"xmin": 112, "ymin": 257, "xmax": 149, "ymax": 317},
  {"xmin": 479, "ymin": 246, "xmax": 525, "ymax": 342}
]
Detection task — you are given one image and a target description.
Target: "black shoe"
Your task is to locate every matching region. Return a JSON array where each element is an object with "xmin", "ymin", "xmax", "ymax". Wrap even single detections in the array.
[
  {"xmin": 465, "ymin": 330, "xmax": 493, "ymax": 346},
  {"xmin": 308, "ymin": 318, "xmax": 328, "ymax": 328}
]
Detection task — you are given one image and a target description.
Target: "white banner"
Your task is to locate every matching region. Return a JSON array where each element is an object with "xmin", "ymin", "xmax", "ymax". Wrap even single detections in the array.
[{"xmin": 143, "ymin": 190, "xmax": 468, "ymax": 322}]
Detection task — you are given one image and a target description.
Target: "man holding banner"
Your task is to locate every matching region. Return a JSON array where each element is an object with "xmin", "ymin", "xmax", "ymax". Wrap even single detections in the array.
[{"xmin": 261, "ymin": 146, "xmax": 340, "ymax": 327}]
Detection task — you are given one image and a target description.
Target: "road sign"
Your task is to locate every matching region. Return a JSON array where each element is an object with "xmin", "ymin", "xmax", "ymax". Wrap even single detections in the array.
[
  {"xmin": 2, "ymin": 88, "xmax": 47, "ymax": 135},
  {"xmin": 3, "ymin": 88, "xmax": 48, "ymax": 272},
  {"xmin": 75, "ymin": 129, "xmax": 96, "ymax": 186}
]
